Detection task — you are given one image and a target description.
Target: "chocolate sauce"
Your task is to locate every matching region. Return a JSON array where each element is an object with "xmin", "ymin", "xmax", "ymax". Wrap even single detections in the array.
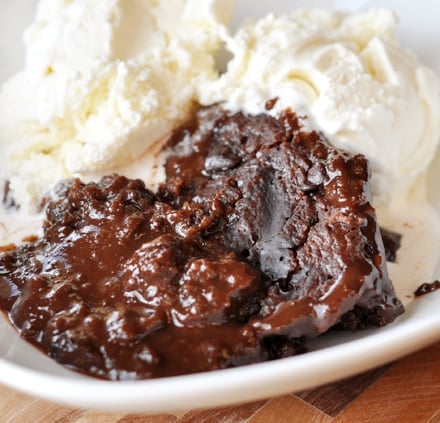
[
  {"xmin": 380, "ymin": 228, "xmax": 402, "ymax": 263},
  {"xmin": 0, "ymin": 106, "xmax": 404, "ymax": 380},
  {"xmin": 414, "ymin": 281, "xmax": 440, "ymax": 297}
]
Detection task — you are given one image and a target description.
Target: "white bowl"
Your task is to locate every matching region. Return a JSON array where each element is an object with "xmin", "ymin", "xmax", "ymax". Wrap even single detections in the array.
[{"xmin": 0, "ymin": 0, "xmax": 439, "ymax": 413}]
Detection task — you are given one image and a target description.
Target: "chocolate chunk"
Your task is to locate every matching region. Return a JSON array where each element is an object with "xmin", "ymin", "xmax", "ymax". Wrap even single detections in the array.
[{"xmin": 161, "ymin": 105, "xmax": 404, "ymax": 335}]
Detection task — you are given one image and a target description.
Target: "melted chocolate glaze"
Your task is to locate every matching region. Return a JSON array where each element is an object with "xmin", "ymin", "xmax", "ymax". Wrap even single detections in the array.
[
  {"xmin": 0, "ymin": 106, "xmax": 403, "ymax": 380},
  {"xmin": 414, "ymin": 281, "xmax": 440, "ymax": 297}
]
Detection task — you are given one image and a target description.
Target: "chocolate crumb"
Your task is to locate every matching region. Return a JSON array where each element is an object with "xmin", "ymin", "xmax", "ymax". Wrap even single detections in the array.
[
  {"xmin": 414, "ymin": 281, "xmax": 440, "ymax": 297},
  {"xmin": 2, "ymin": 181, "xmax": 17, "ymax": 210},
  {"xmin": 0, "ymin": 243, "xmax": 16, "ymax": 253},
  {"xmin": 265, "ymin": 97, "xmax": 278, "ymax": 110},
  {"xmin": 380, "ymin": 228, "xmax": 402, "ymax": 263},
  {"xmin": 21, "ymin": 235, "xmax": 39, "ymax": 243}
]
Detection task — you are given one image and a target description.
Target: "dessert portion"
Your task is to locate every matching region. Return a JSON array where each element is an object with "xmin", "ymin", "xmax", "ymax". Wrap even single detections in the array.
[
  {"xmin": 0, "ymin": 0, "xmax": 232, "ymax": 211},
  {"xmin": 0, "ymin": 106, "xmax": 403, "ymax": 380},
  {"xmin": 200, "ymin": 9, "xmax": 440, "ymax": 206}
]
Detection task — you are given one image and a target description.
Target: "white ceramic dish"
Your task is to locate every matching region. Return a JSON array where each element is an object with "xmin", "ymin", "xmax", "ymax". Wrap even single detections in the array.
[{"xmin": 0, "ymin": 0, "xmax": 439, "ymax": 413}]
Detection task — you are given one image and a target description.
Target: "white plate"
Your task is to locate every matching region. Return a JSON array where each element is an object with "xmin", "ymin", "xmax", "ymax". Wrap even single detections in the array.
[{"xmin": 0, "ymin": 0, "xmax": 439, "ymax": 413}]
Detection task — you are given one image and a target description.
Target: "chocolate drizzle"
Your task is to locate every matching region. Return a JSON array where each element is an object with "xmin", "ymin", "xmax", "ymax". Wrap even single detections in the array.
[{"xmin": 414, "ymin": 281, "xmax": 440, "ymax": 297}]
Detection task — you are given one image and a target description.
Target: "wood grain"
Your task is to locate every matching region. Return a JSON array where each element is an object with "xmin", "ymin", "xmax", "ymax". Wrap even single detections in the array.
[
  {"xmin": 1, "ymin": 341, "xmax": 439, "ymax": 423},
  {"xmin": 333, "ymin": 342, "xmax": 440, "ymax": 423},
  {"xmin": 247, "ymin": 395, "xmax": 332, "ymax": 423},
  {"xmin": 297, "ymin": 365, "xmax": 391, "ymax": 416}
]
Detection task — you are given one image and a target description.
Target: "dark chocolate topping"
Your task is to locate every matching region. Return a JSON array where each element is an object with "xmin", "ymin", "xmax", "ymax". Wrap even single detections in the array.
[
  {"xmin": 0, "ymin": 105, "xmax": 403, "ymax": 380},
  {"xmin": 414, "ymin": 281, "xmax": 440, "ymax": 297},
  {"xmin": 160, "ymin": 106, "xmax": 403, "ymax": 333}
]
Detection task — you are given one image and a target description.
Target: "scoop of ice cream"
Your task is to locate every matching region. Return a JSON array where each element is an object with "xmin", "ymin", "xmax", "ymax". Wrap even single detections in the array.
[
  {"xmin": 0, "ymin": 0, "xmax": 232, "ymax": 210},
  {"xmin": 200, "ymin": 9, "xmax": 440, "ymax": 206}
]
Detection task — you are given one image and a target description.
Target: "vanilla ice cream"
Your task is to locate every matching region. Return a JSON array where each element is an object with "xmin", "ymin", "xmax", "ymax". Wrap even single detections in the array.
[
  {"xmin": 0, "ymin": 0, "xmax": 232, "ymax": 211},
  {"xmin": 200, "ymin": 9, "xmax": 440, "ymax": 206}
]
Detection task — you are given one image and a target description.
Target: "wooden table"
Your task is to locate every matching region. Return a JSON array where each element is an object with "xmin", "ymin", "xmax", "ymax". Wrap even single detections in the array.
[{"xmin": 1, "ymin": 341, "xmax": 439, "ymax": 423}]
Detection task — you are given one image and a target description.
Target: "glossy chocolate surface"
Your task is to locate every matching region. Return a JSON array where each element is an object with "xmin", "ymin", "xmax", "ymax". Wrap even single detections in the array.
[
  {"xmin": 414, "ymin": 281, "xmax": 440, "ymax": 297},
  {"xmin": 0, "ymin": 106, "xmax": 403, "ymax": 379}
]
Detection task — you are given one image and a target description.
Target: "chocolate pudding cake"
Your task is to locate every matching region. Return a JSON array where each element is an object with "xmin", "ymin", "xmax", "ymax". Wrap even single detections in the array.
[{"xmin": 0, "ymin": 105, "xmax": 404, "ymax": 380}]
